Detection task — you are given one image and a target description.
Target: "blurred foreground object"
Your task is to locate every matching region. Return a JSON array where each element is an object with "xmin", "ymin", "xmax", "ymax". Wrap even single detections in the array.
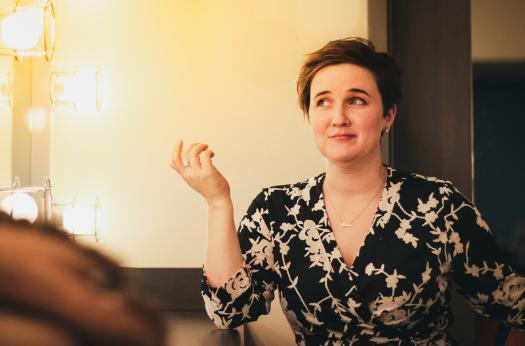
[{"xmin": 0, "ymin": 211, "xmax": 166, "ymax": 346}]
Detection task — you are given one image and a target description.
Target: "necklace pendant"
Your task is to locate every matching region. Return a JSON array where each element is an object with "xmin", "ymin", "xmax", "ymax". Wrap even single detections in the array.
[{"xmin": 340, "ymin": 221, "xmax": 353, "ymax": 227}]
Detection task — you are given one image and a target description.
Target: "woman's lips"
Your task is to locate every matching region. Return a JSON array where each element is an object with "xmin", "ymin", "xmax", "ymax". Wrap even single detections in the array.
[{"xmin": 330, "ymin": 134, "xmax": 356, "ymax": 140}]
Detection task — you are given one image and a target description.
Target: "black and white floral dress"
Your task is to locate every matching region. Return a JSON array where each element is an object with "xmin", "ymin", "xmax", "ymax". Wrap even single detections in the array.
[{"xmin": 201, "ymin": 167, "xmax": 524, "ymax": 345}]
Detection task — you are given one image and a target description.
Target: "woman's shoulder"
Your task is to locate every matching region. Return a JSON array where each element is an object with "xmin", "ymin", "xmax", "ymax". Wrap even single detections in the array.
[
  {"xmin": 266, "ymin": 173, "xmax": 324, "ymax": 191},
  {"xmin": 389, "ymin": 166, "xmax": 471, "ymax": 203},
  {"xmin": 256, "ymin": 173, "xmax": 325, "ymax": 204},
  {"xmin": 391, "ymin": 166, "xmax": 455, "ymax": 190}
]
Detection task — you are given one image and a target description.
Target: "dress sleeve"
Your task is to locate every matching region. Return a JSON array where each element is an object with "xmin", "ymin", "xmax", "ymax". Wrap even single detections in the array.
[
  {"xmin": 447, "ymin": 186, "xmax": 524, "ymax": 329},
  {"xmin": 200, "ymin": 189, "xmax": 279, "ymax": 329}
]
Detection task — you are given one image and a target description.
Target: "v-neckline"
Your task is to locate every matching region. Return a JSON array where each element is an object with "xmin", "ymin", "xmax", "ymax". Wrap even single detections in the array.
[{"xmin": 318, "ymin": 166, "xmax": 392, "ymax": 275}]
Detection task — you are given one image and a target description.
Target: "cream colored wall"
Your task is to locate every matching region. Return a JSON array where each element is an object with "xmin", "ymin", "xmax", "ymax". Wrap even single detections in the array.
[
  {"xmin": 47, "ymin": 0, "xmax": 369, "ymax": 267},
  {"xmin": 472, "ymin": 0, "xmax": 525, "ymax": 61}
]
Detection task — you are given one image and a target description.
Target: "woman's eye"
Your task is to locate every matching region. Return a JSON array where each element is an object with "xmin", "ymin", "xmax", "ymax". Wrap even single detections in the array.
[
  {"xmin": 316, "ymin": 99, "xmax": 330, "ymax": 107},
  {"xmin": 347, "ymin": 97, "xmax": 366, "ymax": 105}
]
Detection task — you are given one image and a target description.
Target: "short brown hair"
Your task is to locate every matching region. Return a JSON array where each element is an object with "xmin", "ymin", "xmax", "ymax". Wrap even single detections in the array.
[{"xmin": 297, "ymin": 37, "xmax": 401, "ymax": 118}]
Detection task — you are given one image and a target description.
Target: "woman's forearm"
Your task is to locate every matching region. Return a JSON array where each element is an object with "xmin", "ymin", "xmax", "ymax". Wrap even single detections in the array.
[
  {"xmin": 204, "ymin": 198, "xmax": 244, "ymax": 288},
  {"xmin": 169, "ymin": 140, "xmax": 242, "ymax": 287}
]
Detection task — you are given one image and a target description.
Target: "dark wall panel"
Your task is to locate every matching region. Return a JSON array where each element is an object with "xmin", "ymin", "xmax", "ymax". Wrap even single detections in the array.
[
  {"xmin": 388, "ymin": 1, "xmax": 476, "ymax": 345},
  {"xmin": 389, "ymin": 0, "xmax": 473, "ymax": 198}
]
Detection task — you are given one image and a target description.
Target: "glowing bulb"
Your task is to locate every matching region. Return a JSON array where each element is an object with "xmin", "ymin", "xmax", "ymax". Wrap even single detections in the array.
[
  {"xmin": 1, "ymin": 192, "xmax": 39, "ymax": 223},
  {"xmin": 51, "ymin": 67, "xmax": 101, "ymax": 112},
  {"xmin": 1, "ymin": 9, "xmax": 44, "ymax": 50},
  {"xmin": 56, "ymin": 74, "xmax": 77, "ymax": 101},
  {"xmin": 63, "ymin": 204, "xmax": 97, "ymax": 235},
  {"xmin": 74, "ymin": 67, "xmax": 101, "ymax": 112}
]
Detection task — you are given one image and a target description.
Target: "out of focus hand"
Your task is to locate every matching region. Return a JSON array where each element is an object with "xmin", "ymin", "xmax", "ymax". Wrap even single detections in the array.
[
  {"xmin": 0, "ymin": 219, "xmax": 164, "ymax": 346},
  {"xmin": 170, "ymin": 139, "xmax": 231, "ymax": 207}
]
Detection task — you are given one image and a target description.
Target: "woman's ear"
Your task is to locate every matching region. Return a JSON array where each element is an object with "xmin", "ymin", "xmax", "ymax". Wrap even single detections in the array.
[{"xmin": 385, "ymin": 104, "xmax": 397, "ymax": 128}]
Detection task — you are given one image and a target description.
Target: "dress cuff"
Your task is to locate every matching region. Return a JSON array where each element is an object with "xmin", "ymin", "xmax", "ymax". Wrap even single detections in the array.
[
  {"xmin": 201, "ymin": 264, "xmax": 252, "ymax": 297},
  {"xmin": 200, "ymin": 265, "xmax": 254, "ymax": 329}
]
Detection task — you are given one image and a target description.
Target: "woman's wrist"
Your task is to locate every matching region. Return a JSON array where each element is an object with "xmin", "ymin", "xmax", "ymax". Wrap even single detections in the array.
[{"xmin": 207, "ymin": 195, "xmax": 233, "ymax": 209}]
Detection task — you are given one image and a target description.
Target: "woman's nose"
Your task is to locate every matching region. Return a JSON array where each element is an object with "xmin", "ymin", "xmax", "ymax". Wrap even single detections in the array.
[{"xmin": 331, "ymin": 103, "xmax": 350, "ymax": 127}]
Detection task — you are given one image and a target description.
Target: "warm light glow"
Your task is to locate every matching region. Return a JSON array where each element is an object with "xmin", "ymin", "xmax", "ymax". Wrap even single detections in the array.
[
  {"xmin": 51, "ymin": 67, "xmax": 101, "ymax": 112},
  {"xmin": 62, "ymin": 204, "xmax": 97, "ymax": 235},
  {"xmin": 1, "ymin": 191, "xmax": 39, "ymax": 223},
  {"xmin": 1, "ymin": 9, "xmax": 44, "ymax": 50},
  {"xmin": 56, "ymin": 74, "xmax": 76, "ymax": 100},
  {"xmin": 76, "ymin": 68, "xmax": 100, "ymax": 112},
  {"xmin": 27, "ymin": 108, "xmax": 47, "ymax": 132}
]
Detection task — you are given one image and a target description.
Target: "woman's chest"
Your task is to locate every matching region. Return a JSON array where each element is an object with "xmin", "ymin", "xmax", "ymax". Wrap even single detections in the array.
[
  {"xmin": 272, "ymin": 214, "xmax": 451, "ymax": 329},
  {"xmin": 267, "ymin": 174, "xmax": 457, "ymax": 328}
]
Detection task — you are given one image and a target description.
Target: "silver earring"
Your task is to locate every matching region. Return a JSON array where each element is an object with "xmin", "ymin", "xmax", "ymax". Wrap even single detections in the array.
[{"xmin": 385, "ymin": 128, "xmax": 390, "ymax": 134}]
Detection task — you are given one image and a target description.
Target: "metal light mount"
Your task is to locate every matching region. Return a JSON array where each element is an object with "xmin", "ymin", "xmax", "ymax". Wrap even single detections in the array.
[
  {"xmin": 53, "ymin": 198, "xmax": 101, "ymax": 241},
  {"xmin": 0, "ymin": 177, "xmax": 53, "ymax": 223},
  {"xmin": 51, "ymin": 66, "xmax": 102, "ymax": 112}
]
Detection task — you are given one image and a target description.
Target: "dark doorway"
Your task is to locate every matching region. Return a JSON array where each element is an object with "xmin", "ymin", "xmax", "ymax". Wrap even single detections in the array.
[{"xmin": 473, "ymin": 62, "xmax": 525, "ymax": 271}]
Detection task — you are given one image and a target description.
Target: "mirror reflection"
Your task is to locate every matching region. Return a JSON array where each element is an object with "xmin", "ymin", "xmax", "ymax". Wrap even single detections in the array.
[
  {"xmin": 0, "ymin": 1, "xmax": 524, "ymax": 345},
  {"xmin": 472, "ymin": 0, "xmax": 525, "ymax": 270},
  {"xmin": 0, "ymin": 0, "xmax": 369, "ymax": 266}
]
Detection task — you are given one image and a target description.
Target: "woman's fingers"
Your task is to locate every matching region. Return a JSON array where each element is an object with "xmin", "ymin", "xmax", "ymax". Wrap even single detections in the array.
[
  {"xmin": 170, "ymin": 139, "xmax": 184, "ymax": 173},
  {"xmin": 171, "ymin": 140, "xmax": 207, "ymax": 173},
  {"xmin": 189, "ymin": 144, "xmax": 210, "ymax": 170},
  {"xmin": 201, "ymin": 149, "xmax": 215, "ymax": 169},
  {"xmin": 169, "ymin": 141, "xmax": 230, "ymax": 203},
  {"xmin": 184, "ymin": 143, "xmax": 200, "ymax": 162}
]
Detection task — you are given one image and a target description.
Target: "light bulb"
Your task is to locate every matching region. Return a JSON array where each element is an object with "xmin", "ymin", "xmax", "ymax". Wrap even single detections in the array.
[
  {"xmin": 51, "ymin": 67, "xmax": 101, "ymax": 112},
  {"xmin": 75, "ymin": 68, "xmax": 101, "ymax": 112},
  {"xmin": 63, "ymin": 204, "xmax": 97, "ymax": 235},
  {"xmin": 1, "ymin": 9, "xmax": 44, "ymax": 50},
  {"xmin": 1, "ymin": 192, "xmax": 39, "ymax": 223}
]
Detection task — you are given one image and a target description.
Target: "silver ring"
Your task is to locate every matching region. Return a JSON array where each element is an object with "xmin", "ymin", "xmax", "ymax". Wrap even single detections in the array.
[{"xmin": 183, "ymin": 161, "xmax": 191, "ymax": 168}]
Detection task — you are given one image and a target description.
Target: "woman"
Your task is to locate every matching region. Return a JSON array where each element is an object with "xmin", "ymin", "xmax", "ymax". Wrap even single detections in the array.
[{"xmin": 170, "ymin": 38, "xmax": 524, "ymax": 345}]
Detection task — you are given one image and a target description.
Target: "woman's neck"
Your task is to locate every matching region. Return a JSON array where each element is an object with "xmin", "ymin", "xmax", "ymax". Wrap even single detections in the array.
[{"xmin": 324, "ymin": 155, "xmax": 385, "ymax": 198}]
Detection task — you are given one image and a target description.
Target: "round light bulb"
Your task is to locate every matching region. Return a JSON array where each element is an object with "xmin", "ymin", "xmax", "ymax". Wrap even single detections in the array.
[
  {"xmin": 1, "ymin": 192, "xmax": 39, "ymax": 223},
  {"xmin": 63, "ymin": 204, "xmax": 97, "ymax": 235},
  {"xmin": 1, "ymin": 9, "xmax": 44, "ymax": 50}
]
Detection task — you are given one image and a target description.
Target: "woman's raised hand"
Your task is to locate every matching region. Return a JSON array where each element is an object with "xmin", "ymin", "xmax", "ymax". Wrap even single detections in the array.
[
  {"xmin": 170, "ymin": 139, "xmax": 231, "ymax": 207},
  {"xmin": 171, "ymin": 140, "xmax": 242, "ymax": 287}
]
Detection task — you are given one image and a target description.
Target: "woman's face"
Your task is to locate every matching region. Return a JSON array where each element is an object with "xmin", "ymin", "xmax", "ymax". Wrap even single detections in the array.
[{"xmin": 308, "ymin": 63, "xmax": 395, "ymax": 166}]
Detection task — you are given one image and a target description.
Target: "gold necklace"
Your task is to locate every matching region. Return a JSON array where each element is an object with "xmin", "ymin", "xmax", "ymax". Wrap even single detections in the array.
[{"xmin": 323, "ymin": 168, "xmax": 386, "ymax": 228}]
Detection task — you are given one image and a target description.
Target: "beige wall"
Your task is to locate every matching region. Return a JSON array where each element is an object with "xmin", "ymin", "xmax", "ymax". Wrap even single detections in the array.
[
  {"xmin": 44, "ymin": 0, "xmax": 369, "ymax": 267},
  {"xmin": 472, "ymin": 0, "xmax": 525, "ymax": 61}
]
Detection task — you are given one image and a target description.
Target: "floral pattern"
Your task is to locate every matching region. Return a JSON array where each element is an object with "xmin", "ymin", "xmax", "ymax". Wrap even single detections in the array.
[{"xmin": 201, "ymin": 167, "xmax": 525, "ymax": 345}]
